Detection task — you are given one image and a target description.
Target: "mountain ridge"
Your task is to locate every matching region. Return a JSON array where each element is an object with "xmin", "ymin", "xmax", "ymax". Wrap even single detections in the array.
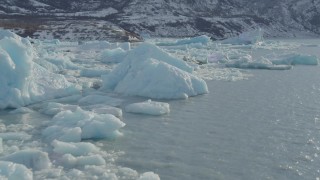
[{"xmin": 0, "ymin": 0, "xmax": 319, "ymax": 40}]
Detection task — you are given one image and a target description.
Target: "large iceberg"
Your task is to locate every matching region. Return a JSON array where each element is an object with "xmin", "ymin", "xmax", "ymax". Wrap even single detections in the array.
[
  {"xmin": 0, "ymin": 30, "xmax": 80, "ymax": 109},
  {"xmin": 101, "ymin": 43, "xmax": 208, "ymax": 99}
]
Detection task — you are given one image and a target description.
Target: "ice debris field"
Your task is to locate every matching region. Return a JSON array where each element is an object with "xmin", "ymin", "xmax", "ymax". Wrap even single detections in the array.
[{"xmin": 0, "ymin": 29, "xmax": 319, "ymax": 179}]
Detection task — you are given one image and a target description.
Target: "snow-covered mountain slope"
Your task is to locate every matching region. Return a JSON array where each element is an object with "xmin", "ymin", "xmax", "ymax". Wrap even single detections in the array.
[{"xmin": 0, "ymin": 0, "xmax": 320, "ymax": 39}]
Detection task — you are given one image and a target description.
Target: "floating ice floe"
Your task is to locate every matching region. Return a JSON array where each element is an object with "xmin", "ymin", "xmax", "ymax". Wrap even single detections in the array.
[
  {"xmin": 9, "ymin": 107, "xmax": 34, "ymax": 114},
  {"xmin": 0, "ymin": 161, "xmax": 33, "ymax": 180},
  {"xmin": 272, "ymin": 54, "xmax": 319, "ymax": 65},
  {"xmin": 42, "ymin": 107, "xmax": 125, "ymax": 141},
  {"xmin": 225, "ymin": 55, "xmax": 292, "ymax": 70},
  {"xmin": 85, "ymin": 104, "xmax": 123, "ymax": 118},
  {"xmin": 125, "ymin": 99, "xmax": 170, "ymax": 116},
  {"xmin": 52, "ymin": 140, "xmax": 99, "ymax": 156},
  {"xmin": 138, "ymin": 172, "xmax": 161, "ymax": 180},
  {"xmin": 156, "ymin": 35, "xmax": 211, "ymax": 46},
  {"xmin": 0, "ymin": 30, "xmax": 80, "ymax": 109},
  {"xmin": 1, "ymin": 150, "xmax": 51, "ymax": 170},
  {"xmin": 60, "ymin": 154, "xmax": 106, "ymax": 168},
  {"xmin": 221, "ymin": 28, "xmax": 264, "ymax": 45},
  {"xmin": 100, "ymin": 48, "xmax": 128, "ymax": 63},
  {"xmin": 0, "ymin": 132, "xmax": 32, "ymax": 141},
  {"xmin": 101, "ymin": 43, "xmax": 208, "ymax": 99}
]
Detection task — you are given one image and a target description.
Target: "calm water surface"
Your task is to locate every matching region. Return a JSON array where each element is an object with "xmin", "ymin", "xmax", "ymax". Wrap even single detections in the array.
[{"xmin": 110, "ymin": 65, "xmax": 320, "ymax": 180}]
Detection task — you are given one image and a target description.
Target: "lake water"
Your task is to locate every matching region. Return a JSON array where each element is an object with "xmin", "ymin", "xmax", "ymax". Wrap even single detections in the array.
[{"xmin": 111, "ymin": 66, "xmax": 320, "ymax": 180}]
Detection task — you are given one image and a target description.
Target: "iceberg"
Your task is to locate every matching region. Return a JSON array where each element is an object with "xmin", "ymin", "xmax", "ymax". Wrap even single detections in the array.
[
  {"xmin": 43, "ymin": 107, "xmax": 125, "ymax": 141},
  {"xmin": 1, "ymin": 150, "xmax": 51, "ymax": 170},
  {"xmin": 125, "ymin": 99, "xmax": 170, "ymax": 116},
  {"xmin": 101, "ymin": 43, "xmax": 208, "ymax": 99},
  {"xmin": 52, "ymin": 140, "xmax": 99, "ymax": 156},
  {"xmin": 272, "ymin": 54, "xmax": 319, "ymax": 65},
  {"xmin": 156, "ymin": 35, "xmax": 211, "ymax": 46},
  {"xmin": 225, "ymin": 55, "xmax": 292, "ymax": 70},
  {"xmin": 0, "ymin": 161, "xmax": 33, "ymax": 180},
  {"xmin": 0, "ymin": 30, "xmax": 80, "ymax": 109},
  {"xmin": 100, "ymin": 48, "xmax": 128, "ymax": 64},
  {"xmin": 60, "ymin": 154, "xmax": 106, "ymax": 168},
  {"xmin": 221, "ymin": 28, "xmax": 264, "ymax": 45}
]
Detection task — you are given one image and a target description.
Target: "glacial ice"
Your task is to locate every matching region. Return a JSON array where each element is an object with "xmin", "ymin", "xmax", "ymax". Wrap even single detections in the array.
[
  {"xmin": 0, "ymin": 30, "xmax": 80, "ymax": 109},
  {"xmin": 1, "ymin": 150, "xmax": 51, "ymax": 170},
  {"xmin": 1, "ymin": 30, "xmax": 319, "ymax": 179},
  {"xmin": 100, "ymin": 48, "xmax": 128, "ymax": 63},
  {"xmin": 43, "ymin": 107, "xmax": 125, "ymax": 141},
  {"xmin": 125, "ymin": 99, "xmax": 170, "ymax": 116},
  {"xmin": 0, "ymin": 161, "xmax": 33, "ymax": 180},
  {"xmin": 101, "ymin": 43, "xmax": 208, "ymax": 99},
  {"xmin": 272, "ymin": 54, "xmax": 319, "ymax": 65},
  {"xmin": 138, "ymin": 172, "xmax": 161, "ymax": 180},
  {"xmin": 156, "ymin": 35, "xmax": 211, "ymax": 46},
  {"xmin": 221, "ymin": 28, "xmax": 264, "ymax": 45},
  {"xmin": 60, "ymin": 154, "xmax": 106, "ymax": 168},
  {"xmin": 52, "ymin": 140, "xmax": 99, "ymax": 156},
  {"xmin": 225, "ymin": 55, "xmax": 292, "ymax": 70}
]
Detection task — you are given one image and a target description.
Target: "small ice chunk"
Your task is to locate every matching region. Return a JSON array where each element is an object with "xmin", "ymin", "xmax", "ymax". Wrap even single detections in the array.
[
  {"xmin": 61, "ymin": 154, "xmax": 106, "ymax": 168},
  {"xmin": 138, "ymin": 172, "xmax": 160, "ymax": 180},
  {"xmin": 125, "ymin": 99, "xmax": 170, "ymax": 116},
  {"xmin": 40, "ymin": 102, "xmax": 78, "ymax": 116},
  {"xmin": 43, "ymin": 107, "xmax": 125, "ymax": 141},
  {"xmin": 1, "ymin": 150, "xmax": 51, "ymax": 170},
  {"xmin": 157, "ymin": 35, "xmax": 211, "ymax": 46},
  {"xmin": 78, "ymin": 95, "xmax": 123, "ymax": 106},
  {"xmin": 9, "ymin": 107, "xmax": 33, "ymax": 114},
  {"xmin": 88, "ymin": 105, "xmax": 123, "ymax": 117},
  {"xmin": 80, "ymin": 68, "xmax": 111, "ymax": 77},
  {"xmin": 0, "ymin": 161, "xmax": 33, "ymax": 180},
  {"xmin": 100, "ymin": 48, "xmax": 127, "ymax": 64},
  {"xmin": 0, "ymin": 138, "xmax": 3, "ymax": 153},
  {"xmin": 0, "ymin": 132, "xmax": 31, "ymax": 141},
  {"xmin": 52, "ymin": 140, "xmax": 99, "ymax": 156},
  {"xmin": 272, "ymin": 54, "xmax": 319, "ymax": 66},
  {"xmin": 43, "ymin": 126, "xmax": 82, "ymax": 142},
  {"xmin": 222, "ymin": 28, "xmax": 264, "ymax": 45}
]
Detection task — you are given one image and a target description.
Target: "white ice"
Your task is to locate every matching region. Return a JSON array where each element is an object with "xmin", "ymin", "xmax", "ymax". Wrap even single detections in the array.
[
  {"xmin": 0, "ymin": 161, "xmax": 33, "ymax": 180},
  {"xmin": 101, "ymin": 43, "xmax": 208, "ymax": 99},
  {"xmin": 1, "ymin": 150, "xmax": 51, "ymax": 170},
  {"xmin": 156, "ymin": 35, "xmax": 211, "ymax": 46},
  {"xmin": 221, "ymin": 28, "xmax": 264, "ymax": 45},
  {"xmin": 52, "ymin": 140, "xmax": 99, "ymax": 156},
  {"xmin": 0, "ymin": 30, "xmax": 80, "ymax": 109},
  {"xmin": 43, "ymin": 107, "xmax": 125, "ymax": 141},
  {"xmin": 125, "ymin": 99, "xmax": 170, "ymax": 116}
]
